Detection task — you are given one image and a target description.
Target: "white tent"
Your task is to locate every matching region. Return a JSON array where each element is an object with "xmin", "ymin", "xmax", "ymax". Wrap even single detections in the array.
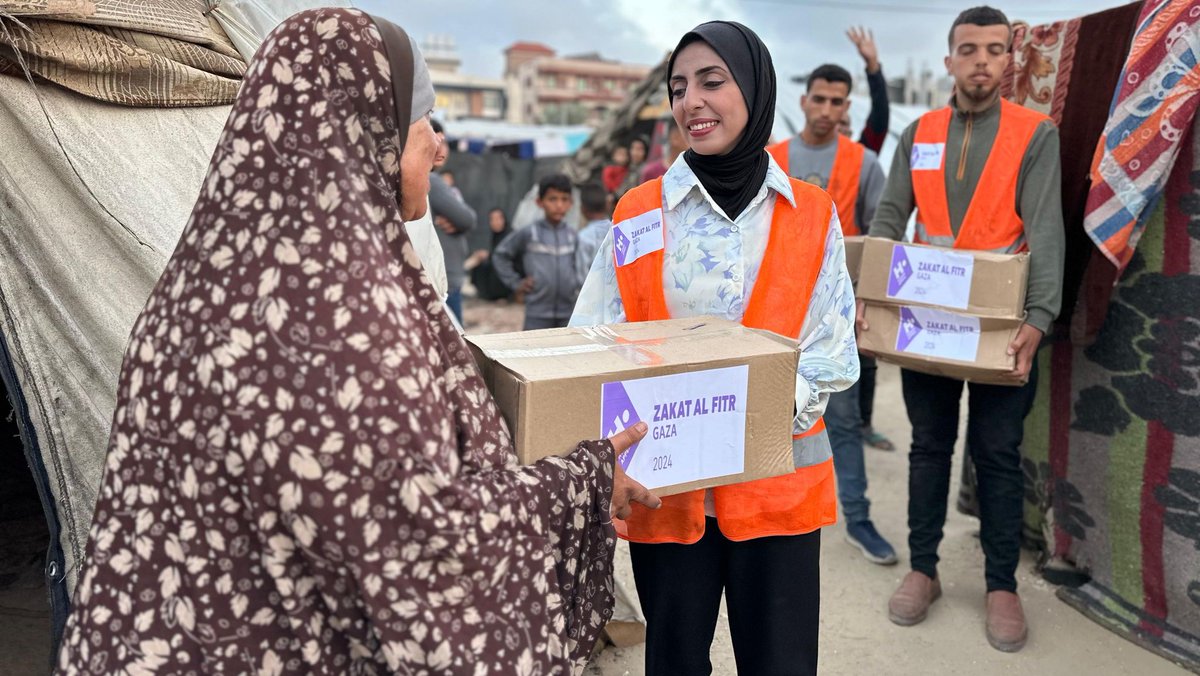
[{"xmin": 0, "ymin": 0, "xmax": 332, "ymax": 632}]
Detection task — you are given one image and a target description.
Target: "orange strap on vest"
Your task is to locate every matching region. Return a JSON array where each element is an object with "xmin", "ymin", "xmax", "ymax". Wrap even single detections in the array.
[
  {"xmin": 766, "ymin": 137, "xmax": 865, "ymax": 236},
  {"xmin": 911, "ymin": 99, "xmax": 1049, "ymax": 253},
  {"xmin": 609, "ymin": 177, "xmax": 838, "ymax": 544}
]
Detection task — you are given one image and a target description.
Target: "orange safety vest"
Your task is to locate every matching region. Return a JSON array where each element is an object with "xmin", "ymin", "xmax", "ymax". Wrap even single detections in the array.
[
  {"xmin": 767, "ymin": 136, "xmax": 866, "ymax": 236},
  {"xmin": 610, "ymin": 177, "xmax": 838, "ymax": 544},
  {"xmin": 911, "ymin": 99, "xmax": 1050, "ymax": 253}
]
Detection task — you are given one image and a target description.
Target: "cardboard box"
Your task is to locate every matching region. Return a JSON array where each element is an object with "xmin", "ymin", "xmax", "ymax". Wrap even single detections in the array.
[
  {"xmin": 856, "ymin": 237, "xmax": 1029, "ymax": 319},
  {"xmin": 466, "ymin": 317, "xmax": 799, "ymax": 496},
  {"xmin": 844, "ymin": 235, "xmax": 865, "ymax": 286},
  {"xmin": 857, "ymin": 303, "xmax": 1025, "ymax": 385}
]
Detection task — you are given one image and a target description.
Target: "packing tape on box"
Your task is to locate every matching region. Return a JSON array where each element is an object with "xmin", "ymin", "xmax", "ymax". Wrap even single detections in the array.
[{"xmin": 480, "ymin": 322, "xmax": 727, "ymax": 365}]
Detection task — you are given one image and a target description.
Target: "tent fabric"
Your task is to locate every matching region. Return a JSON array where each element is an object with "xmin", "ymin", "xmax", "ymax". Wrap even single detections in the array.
[
  {"xmin": 999, "ymin": 11, "xmax": 1141, "ymax": 321},
  {"xmin": 1033, "ymin": 117, "xmax": 1200, "ymax": 672},
  {"xmin": 0, "ymin": 0, "xmax": 245, "ymax": 106},
  {"xmin": 205, "ymin": 0, "xmax": 352, "ymax": 63},
  {"xmin": 442, "ymin": 119, "xmax": 592, "ymax": 158},
  {"xmin": 0, "ymin": 73, "xmax": 231, "ymax": 596},
  {"xmin": 0, "ymin": 0, "xmax": 242, "ymax": 50}
]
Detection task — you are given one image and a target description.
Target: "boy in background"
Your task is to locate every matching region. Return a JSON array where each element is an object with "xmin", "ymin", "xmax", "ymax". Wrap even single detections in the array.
[
  {"xmin": 493, "ymin": 174, "xmax": 580, "ymax": 330},
  {"xmin": 575, "ymin": 182, "xmax": 612, "ymax": 287}
]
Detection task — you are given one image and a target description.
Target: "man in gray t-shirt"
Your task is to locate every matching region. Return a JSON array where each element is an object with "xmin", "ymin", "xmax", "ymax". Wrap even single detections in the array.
[
  {"xmin": 770, "ymin": 63, "xmax": 897, "ymax": 567},
  {"xmin": 768, "ymin": 64, "xmax": 886, "ymax": 235}
]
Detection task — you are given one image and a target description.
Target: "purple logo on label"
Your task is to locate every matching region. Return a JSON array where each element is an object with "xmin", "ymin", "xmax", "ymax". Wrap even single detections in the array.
[
  {"xmin": 613, "ymin": 226, "xmax": 632, "ymax": 267},
  {"xmin": 601, "ymin": 382, "xmax": 642, "ymax": 469},
  {"xmin": 910, "ymin": 145, "xmax": 921, "ymax": 167},
  {"xmin": 896, "ymin": 307, "xmax": 923, "ymax": 352},
  {"xmin": 887, "ymin": 247, "xmax": 913, "ymax": 296}
]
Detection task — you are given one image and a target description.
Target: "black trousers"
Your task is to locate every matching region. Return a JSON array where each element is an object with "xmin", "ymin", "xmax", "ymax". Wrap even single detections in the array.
[
  {"xmin": 859, "ymin": 354, "xmax": 878, "ymax": 428},
  {"xmin": 630, "ymin": 519, "xmax": 821, "ymax": 675},
  {"xmin": 901, "ymin": 365, "xmax": 1038, "ymax": 592}
]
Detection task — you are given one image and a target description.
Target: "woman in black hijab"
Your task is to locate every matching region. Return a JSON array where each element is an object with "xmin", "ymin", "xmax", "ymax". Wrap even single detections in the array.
[
  {"xmin": 571, "ymin": 20, "xmax": 859, "ymax": 676},
  {"xmin": 669, "ymin": 21, "xmax": 777, "ymax": 219}
]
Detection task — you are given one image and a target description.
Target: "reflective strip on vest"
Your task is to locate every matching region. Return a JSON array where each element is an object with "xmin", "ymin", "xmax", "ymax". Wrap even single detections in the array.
[
  {"xmin": 911, "ymin": 99, "xmax": 1048, "ymax": 254},
  {"xmin": 793, "ymin": 429, "xmax": 832, "ymax": 468},
  {"xmin": 913, "ymin": 222, "xmax": 1028, "ymax": 254}
]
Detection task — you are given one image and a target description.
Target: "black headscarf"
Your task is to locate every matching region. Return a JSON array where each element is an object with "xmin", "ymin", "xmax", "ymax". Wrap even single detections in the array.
[{"xmin": 667, "ymin": 21, "xmax": 776, "ymax": 220}]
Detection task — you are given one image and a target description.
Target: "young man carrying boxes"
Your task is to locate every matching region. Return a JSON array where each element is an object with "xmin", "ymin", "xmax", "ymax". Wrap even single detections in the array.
[
  {"xmin": 863, "ymin": 5, "xmax": 1064, "ymax": 652},
  {"xmin": 767, "ymin": 63, "xmax": 897, "ymax": 565}
]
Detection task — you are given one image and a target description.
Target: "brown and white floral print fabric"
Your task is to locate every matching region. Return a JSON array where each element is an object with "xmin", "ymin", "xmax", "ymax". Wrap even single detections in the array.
[{"xmin": 55, "ymin": 8, "xmax": 616, "ymax": 675}]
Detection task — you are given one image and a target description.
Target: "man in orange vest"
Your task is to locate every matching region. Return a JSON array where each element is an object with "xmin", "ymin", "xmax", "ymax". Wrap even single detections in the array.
[
  {"xmin": 865, "ymin": 6, "xmax": 1065, "ymax": 653},
  {"xmin": 767, "ymin": 63, "xmax": 897, "ymax": 566}
]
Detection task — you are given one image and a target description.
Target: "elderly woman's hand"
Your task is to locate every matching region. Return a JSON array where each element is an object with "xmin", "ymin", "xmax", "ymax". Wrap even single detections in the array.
[{"xmin": 606, "ymin": 422, "xmax": 662, "ymax": 519}]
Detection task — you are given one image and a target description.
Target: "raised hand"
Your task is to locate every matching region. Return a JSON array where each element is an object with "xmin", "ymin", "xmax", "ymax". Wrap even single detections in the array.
[{"xmin": 847, "ymin": 26, "xmax": 880, "ymax": 74}]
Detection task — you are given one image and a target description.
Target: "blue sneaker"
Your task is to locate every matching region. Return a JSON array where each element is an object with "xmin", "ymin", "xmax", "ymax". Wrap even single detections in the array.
[{"xmin": 845, "ymin": 520, "xmax": 898, "ymax": 565}]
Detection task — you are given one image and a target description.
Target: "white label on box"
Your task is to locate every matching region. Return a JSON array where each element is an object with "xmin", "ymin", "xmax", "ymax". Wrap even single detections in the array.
[
  {"xmin": 910, "ymin": 142, "xmax": 945, "ymax": 170},
  {"xmin": 612, "ymin": 208, "xmax": 664, "ymax": 267},
  {"xmin": 894, "ymin": 306, "xmax": 981, "ymax": 362},
  {"xmin": 886, "ymin": 244, "xmax": 975, "ymax": 310},
  {"xmin": 601, "ymin": 365, "xmax": 748, "ymax": 490}
]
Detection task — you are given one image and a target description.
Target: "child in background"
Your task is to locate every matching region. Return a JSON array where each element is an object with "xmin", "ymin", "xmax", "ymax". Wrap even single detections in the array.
[
  {"xmin": 618, "ymin": 137, "xmax": 650, "ymax": 195},
  {"xmin": 492, "ymin": 174, "xmax": 580, "ymax": 330},
  {"xmin": 602, "ymin": 145, "xmax": 630, "ymax": 194},
  {"xmin": 575, "ymin": 182, "xmax": 612, "ymax": 287}
]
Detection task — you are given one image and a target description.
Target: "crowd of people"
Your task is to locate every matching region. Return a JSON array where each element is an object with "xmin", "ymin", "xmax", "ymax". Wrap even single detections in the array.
[{"xmin": 52, "ymin": 4, "xmax": 1063, "ymax": 675}]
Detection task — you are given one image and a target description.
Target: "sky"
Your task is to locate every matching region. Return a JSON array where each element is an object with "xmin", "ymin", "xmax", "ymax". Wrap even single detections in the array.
[{"xmin": 357, "ymin": 0, "xmax": 1134, "ymax": 86}]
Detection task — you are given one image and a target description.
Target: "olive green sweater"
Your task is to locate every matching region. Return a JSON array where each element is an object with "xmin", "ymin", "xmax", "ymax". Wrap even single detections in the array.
[{"xmin": 869, "ymin": 97, "xmax": 1065, "ymax": 333}]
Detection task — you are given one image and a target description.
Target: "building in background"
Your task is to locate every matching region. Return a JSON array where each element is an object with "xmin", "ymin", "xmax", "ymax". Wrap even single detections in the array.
[
  {"xmin": 886, "ymin": 60, "xmax": 954, "ymax": 108},
  {"xmin": 423, "ymin": 34, "xmax": 507, "ymax": 120},
  {"xmin": 503, "ymin": 42, "xmax": 652, "ymax": 126}
]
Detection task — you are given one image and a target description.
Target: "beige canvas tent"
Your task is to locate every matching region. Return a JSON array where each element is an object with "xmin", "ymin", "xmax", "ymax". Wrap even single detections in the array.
[{"xmin": 0, "ymin": 0, "xmax": 352, "ymax": 648}]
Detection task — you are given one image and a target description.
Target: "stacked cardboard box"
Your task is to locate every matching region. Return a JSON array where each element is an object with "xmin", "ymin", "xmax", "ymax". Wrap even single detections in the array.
[
  {"xmin": 467, "ymin": 317, "xmax": 799, "ymax": 495},
  {"xmin": 852, "ymin": 237, "xmax": 1030, "ymax": 385}
]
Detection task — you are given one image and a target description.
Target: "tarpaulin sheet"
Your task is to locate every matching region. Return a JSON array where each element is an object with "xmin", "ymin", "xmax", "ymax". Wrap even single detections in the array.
[{"xmin": 0, "ymin": 73, "xmax": 230, "ymax": 593}]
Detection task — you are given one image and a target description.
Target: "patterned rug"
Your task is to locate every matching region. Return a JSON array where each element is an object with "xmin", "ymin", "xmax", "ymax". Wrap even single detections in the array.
[
  {"xmin": 1028, "ymin": 117, "xmax": 1200, "ymax": 672},
  {"xmin": 1003, "ymin": 4, "xmax": 1200, "ymax": 670}
]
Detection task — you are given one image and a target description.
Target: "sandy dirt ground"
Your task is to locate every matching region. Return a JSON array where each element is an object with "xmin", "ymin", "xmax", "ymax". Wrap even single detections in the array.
[{"xmin": 0, "ymin": 297, "xmax": 1189, "ymax": 675}]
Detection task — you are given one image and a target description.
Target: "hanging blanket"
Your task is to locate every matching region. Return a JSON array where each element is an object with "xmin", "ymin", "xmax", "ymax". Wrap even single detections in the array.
[
  {"xmin": 1083, "ymin": 0, "xmax": 1200, "ymax": 270},
  {"xmin": 1045, "ymin": 117, "xmax": 1200, "ymax": 673},
  {"xmin": 0, "ymin": 0, "xmax": 245, "ymax": 107}
]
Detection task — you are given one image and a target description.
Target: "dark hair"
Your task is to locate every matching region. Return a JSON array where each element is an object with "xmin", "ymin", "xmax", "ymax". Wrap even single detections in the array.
[
  {"xmin": 430, "ymin": 118, "xmax": 444, "ymax": 134},
  {"xmin": 807, "ymin": 64, "xmax": 852, "ymax": 92},
  {"xmin": 949, "ymin": 6, "xmax": 1011, "ymax": 50},
  {"xmin": 629, "ymin": 136, "xmax": 649, "ymax": 152},
  {"xmin": 538, "ymin": 173, "xmax": 572, "ymax": 199},
  {"xmin": 579, "ymin": 182, "xmax": 608, "ymax": 217}
]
